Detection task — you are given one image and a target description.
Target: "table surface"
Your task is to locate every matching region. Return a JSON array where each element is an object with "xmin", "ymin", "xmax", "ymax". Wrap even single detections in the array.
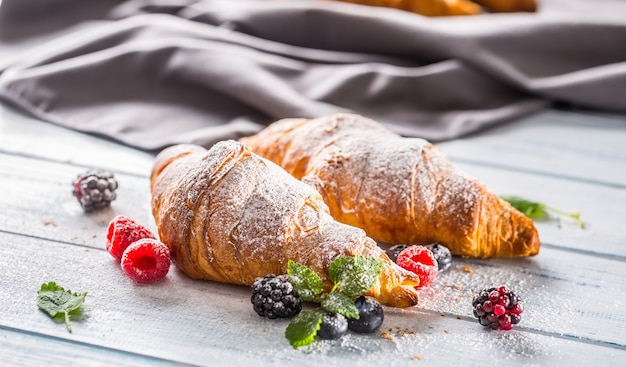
[{"xmin": 1, "ymin": 102, "xmax": 625, "ymax": 366}]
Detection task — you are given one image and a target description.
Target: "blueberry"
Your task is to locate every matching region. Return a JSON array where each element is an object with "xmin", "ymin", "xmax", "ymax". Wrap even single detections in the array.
[
  {"xmin": 347, "ymin": 296, "xmax": 384, "ymax": 333},
  {"xmin": 386, "ymin": 245, "xmax": 408, "ymax": 263},
  {"xmin": 425, "ymin": 243, "xmax": 452, "ymax": 272},
  {"xmin": 317, "ymin": 312, "xmax": 348, "ymax": 340}
]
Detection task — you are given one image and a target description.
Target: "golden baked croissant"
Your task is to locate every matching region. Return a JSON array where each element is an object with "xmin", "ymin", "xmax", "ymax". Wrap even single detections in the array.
[
  {"xmin": 239, "ymin": 114, "xmax": 540, "ymax": 258},
  {"xmin": 150, "ymin": 140, "xmax": 420, "ymax": 307},
  {"xmin": 471, "ymin": 0, "xmax": 537, "ymax": 13},
  {"xmin": 331, "ymin": 0, "xmax": 482, "ymax": 17}
]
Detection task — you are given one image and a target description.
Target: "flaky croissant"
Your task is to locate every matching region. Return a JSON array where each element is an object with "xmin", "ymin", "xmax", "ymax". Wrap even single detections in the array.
[
  {"xmin": 150, "ymin": 140, "xmax": 420, "ymax": 307},
  {"xmin": 239, "ymin": 114, "xmax": 540, "ymax": 258},
  {"xmin": 331, "ymin": 0, "xmax": 482, "ymax": 17}
]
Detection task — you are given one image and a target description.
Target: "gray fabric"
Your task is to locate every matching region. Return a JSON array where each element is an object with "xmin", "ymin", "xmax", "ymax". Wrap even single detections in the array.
[{"xmin": 1, "ymin": 0, "xmax": 625, "ymax": 151}]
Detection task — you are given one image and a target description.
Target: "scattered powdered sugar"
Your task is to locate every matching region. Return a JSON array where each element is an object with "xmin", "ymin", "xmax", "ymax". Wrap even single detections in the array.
[{"xmin": 244, "ymin": 113, "xmax": 482, "ymax": 248}]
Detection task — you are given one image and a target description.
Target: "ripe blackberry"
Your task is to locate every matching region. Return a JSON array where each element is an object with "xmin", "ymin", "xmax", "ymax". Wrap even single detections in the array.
[
  {"xmin": 72, "ymin": 169, "xmax": 118, "ymax": 211},
  {"xmin": 347, "ymin": 296, "xmax": 384, "ymax": 333},
  {"xmin": 317, "ymin": 312, "xmax": 348, "ymax": 340},
  {"xmin": 251, "ymin": 275, "xmax": 301, "ymax": 319},
  {"xmin": 472, "ymin": 285, "xmax": 523, "ymax": 330},
  {"xmin": 424, "ymin": 243, "xmax": 452, "ymax": 272}
]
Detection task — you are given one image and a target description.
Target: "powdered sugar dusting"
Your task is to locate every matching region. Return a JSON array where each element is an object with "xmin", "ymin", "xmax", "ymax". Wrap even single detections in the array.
[
  {"xmin": 244, "ymin": 113, "xmax": 482, "ymax": 248},
  {"xmin": 152, "ymin": 140, "xmax": 418, "ymax": 305}
]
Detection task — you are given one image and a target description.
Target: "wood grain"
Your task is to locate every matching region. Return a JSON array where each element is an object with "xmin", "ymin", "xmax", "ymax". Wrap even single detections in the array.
[
  {"xmin": 1, "ymin": 103, "xmax": 626, "ymax": 366},
  {"xmin": 2, "ymin": 232, "xmax": 625, "ymax": 366}
]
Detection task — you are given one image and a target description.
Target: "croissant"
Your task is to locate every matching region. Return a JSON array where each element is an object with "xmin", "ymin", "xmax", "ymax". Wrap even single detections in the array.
[
  {"xmin": 331, "ymin": 0, "xmax": 481, "ymax": 17},
  {"xmin": 471, "ymin": 0, "xmax": 537, "ymax": 13},
  {"xmin": 239, "ymin": 114, "xmax": 540, "ymax": 258},
  {"xmin": 150, "ymin": 140, "xmax": 420, "ymax": 307}
]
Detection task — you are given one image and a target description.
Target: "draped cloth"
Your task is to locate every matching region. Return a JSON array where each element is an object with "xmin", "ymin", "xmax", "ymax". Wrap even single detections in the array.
[{"xmin": 1, "ymin": 0, "xmax": 625, "ymax": 150}]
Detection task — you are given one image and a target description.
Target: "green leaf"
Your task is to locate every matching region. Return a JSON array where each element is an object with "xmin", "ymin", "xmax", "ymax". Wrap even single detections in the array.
[
  {"xmin": 287, "ymin": 260, "xmax": 324, "ymax": 302},
  {"xmin": 37, "ymin": 281, "xmax": 87, "ymax": 333},
  {"xmin": 500, "ymin": 195, "xmax": 547, "ymax": 219},
  {"xmin": 328, "ymin": 256, "xmax": 383, "ymax": 298},
  {"xmin": 500, "ymin": 195, "xmax": 584, "ymax": 228},
  {"xmin": 285, "ymin": 310, "xmax": 323, "ymax": 348},
  {"xmin": 320, "ymin": 293, "xmax": 359, "ymax": 319}
]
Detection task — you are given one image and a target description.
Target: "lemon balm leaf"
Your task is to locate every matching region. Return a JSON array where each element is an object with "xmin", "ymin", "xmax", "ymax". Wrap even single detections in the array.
[
  {"xmin": 285, "ymin": 310, "xmax": 323, "ymax": 348},
  {"xmin": 500, "ymin": 195, "xmax": 584, "ymax": 228},
  {"xmin": 37, "ymin": 282, "xmax": 87, "ymax": 333}
]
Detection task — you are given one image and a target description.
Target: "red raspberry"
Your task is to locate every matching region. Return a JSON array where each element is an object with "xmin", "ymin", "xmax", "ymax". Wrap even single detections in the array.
[
  {"xmin": 106, "ymin": 215, "xmax": 155, "ymax": 261},
  {"xmin": 120, "ymin": 238, "xmax": 171, "ymax": 283},
  {"xmin": 395, "ymin": 246, "xmax": 438, "ymax": 289}
]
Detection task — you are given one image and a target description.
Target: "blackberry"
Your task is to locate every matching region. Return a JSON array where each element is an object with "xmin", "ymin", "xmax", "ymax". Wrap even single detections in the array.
[
  {"xmin": 317, "ymin": 312, "xmax": 348, "ymax": 340},
  {"xmin": 347, "ymin": 296, "xmax": 384, "ymax": 333},
  {"xmin": 251, "ymin": 274, "xmax": 301, "ymax": 319},
  {"xmin": 425, "ymin": 243, "xmax": 452, "ymax": 272},
  {"xmin": 472, "ymin": 285, "xmax": 523, "ymax": 330},
  {"xmin": 72, "ymin": 169, "xmax": 118, "ymax": 211},
  {"xmin": 386, "ymin": 245, "xmax": 408, "ymax": 263}
]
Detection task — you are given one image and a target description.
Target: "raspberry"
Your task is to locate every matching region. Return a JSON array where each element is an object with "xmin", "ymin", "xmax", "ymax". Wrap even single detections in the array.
[
  {"xmin": 395, "ymin": 246, "xmax": 438, "ymax": 289},
  {"xmin": 72, "ymin": 169, "xmax": 118, "ymax": 211},
  {"xmin": 120, "ymin": 238, "xmax": 171, "ymax": 283},
  {"xmin": 251, "ymin": 275, "xmax": 302, "ymax": 319},
  {"xmin": 472, "ymin": 285, "xmax": 524, "ymax": 330},
  {"xmin": 106, "ymin": 215, "xmax": 156, "ymax": 261}
]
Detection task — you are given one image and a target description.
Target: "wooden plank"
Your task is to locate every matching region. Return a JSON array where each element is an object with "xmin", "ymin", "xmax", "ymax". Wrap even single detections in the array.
[
  {"xmin": 0, "ymin": 104, "xmax": 154, "ymax": 176},
  {"xmin": 454, "ymin": 161, "xmax": 626, "ymax": 258},
  {"xmin": 2, "ymin": 147, "xmax": 625, "ymax": 257},
  {"xmin": 438, "ymin": 109, "xmax": 626, "ymax": 187},
  {"xmin": 0, "ymin": 153, "xmax": 156, "ymax": 247},
  {"xmin": 0, "ymin": 328, "xmax": 185, "ymax": 367},
  {"xmin": 1, "ymin": 231, "xmax": 624, "ymax": 366},
  {"xmin": 4, "ymin": 103, "xmax": 626, "ymax": 188}
]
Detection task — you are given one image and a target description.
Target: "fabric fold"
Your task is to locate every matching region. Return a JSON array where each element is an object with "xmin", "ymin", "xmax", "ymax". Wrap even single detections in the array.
[{"xmin": 0, "ymin": 0, "xmax": 624, "ymax": 150}]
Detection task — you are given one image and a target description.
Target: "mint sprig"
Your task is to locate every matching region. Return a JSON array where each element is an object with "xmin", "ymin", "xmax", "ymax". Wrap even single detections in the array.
[
  {"xmin": 37, "ymin": 281, "xmax": 87, "ymax": 333},
  {"xmin": 285, "ymin": 309, "xmax": 323, "ymax": 348},
  {"xmin": 285, "ymin": 256, "xmax": 383, "ymax": 348},
  {"xmin": 500, "ymin": 195, "xmax": 584, "ymax": 228}
]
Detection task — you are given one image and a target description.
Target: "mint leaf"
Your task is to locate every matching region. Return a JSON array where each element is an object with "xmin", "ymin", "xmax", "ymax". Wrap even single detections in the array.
[
  {"xmin": 320, "ymin": 292, "xmax": 359, "ymax": 319},
  {"xmin": 287, "ymin": 260, "xmax": 323, "ymax": 302},
  {"xmin": 37, "ymin": 281, "xmax": 87, "ymax": 333},
  {"xmin": 500, "ymin": 195, "xmax": 547, "ymax": 219},
  {"xmin": 501, "ymin": 195, "xmax": 584, "ymax": 228},
  {"xmin": 285, "ymin": 310, "xmax": 323, "ymax": 348},
  {"xmin": 328, "ymin": 256, "xmax": 383, "ymax": 298}
]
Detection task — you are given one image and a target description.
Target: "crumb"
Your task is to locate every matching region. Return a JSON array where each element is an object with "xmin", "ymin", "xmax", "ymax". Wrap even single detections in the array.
[
  {"xmin": 453, "ymin": 284, "xmax": 462, "ymax": 291},
  {"xmin": 454, "ymin": 297, "xmax": 460, "ymax": 302},
  {"xmin": 462, "ymin": 265, "xmax": 474, "ymax": 274},
  {"xmin": 456, "ymin": 316, "xmax": 461, "ymax": 320},
  {"xmin": 380, "ymin": 332, "xmax": 393, "ymax": 341},
  {"xmin": 397, "ymin": 328, "xmax": 417, "ymax": 337},
  {"xmin": 92, "ymin": 234, "xmax": 97, "ymax": 238},
  {"xmin": 411, "ymin": 355, "xmax": 421, "ymax": 360},
  {"xmin": 443, "ymin": 330, "xmax": 449, "ymax": 334},
  {"xmin": 440, "ymin": 313, "xmax": 445, "ymax": 317},
  {"xmin": 428, "ymin": 325, "xmax": 433, "ymax": 329},
  {"xmin": 43, "ymin": 220, "xmax": 57, "ymax": 227}
]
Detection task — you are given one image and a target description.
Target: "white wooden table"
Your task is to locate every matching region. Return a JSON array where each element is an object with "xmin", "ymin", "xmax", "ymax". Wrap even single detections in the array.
[{"xmin": 1, "ymin": 102, "xmax": 625, "ymax": 366}]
